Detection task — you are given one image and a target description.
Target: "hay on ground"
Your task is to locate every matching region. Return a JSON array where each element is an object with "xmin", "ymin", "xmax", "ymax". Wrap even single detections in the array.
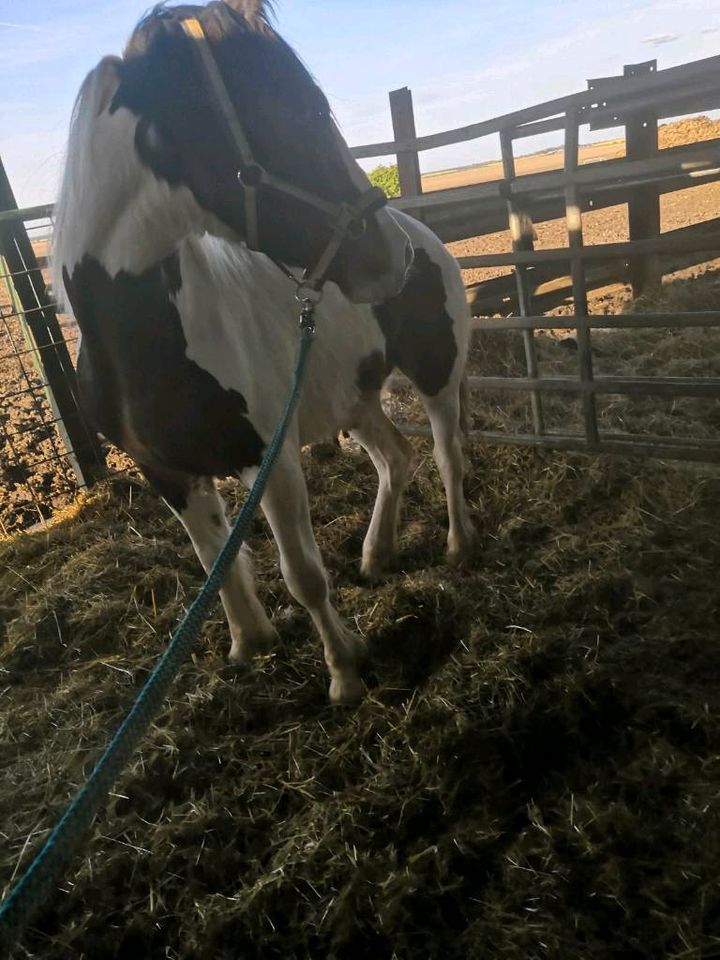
[{"xmin": 1, "ymin": 436, "xmax": 719, "ymax": 958}]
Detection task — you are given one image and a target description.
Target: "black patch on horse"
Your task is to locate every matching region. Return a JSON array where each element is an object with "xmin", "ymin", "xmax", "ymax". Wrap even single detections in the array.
[
  {"xmin": 63, "ymin": 254, "xmax": 265, "ymax": 483},
  {"xmin": 356, "ymin": 350, "xmax": 388, "ymax": 394},
  {"xmin": 373, "ymin": 248, "xmax": 457, "ymax": 397},
  {"xmin": 138, "ymin": 463, "xmax": 194, "ymax": 513}
]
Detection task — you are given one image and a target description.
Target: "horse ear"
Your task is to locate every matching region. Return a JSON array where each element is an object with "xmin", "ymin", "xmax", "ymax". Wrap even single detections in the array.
[
  {"xmin": 93, "ymin": 56, "xmax": 122, "ymax": 116},
  {"xmin": 222, "ymin": 1, "xmax": 270, "ymax": 26}
]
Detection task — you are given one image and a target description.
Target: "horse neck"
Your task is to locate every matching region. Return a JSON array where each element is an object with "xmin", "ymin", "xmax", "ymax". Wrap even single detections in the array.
[{"xmin": 93, "ymin": 175, "xmax": 200, "ymax": 278}]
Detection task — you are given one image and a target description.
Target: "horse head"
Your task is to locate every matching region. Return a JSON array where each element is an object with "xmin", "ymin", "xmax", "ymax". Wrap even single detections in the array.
[{"xmin": 65, "ymin": 1, "xmax": 412, "ymax": 303}]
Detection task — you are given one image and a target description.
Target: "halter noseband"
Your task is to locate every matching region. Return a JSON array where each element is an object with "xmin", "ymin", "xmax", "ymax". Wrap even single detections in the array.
[{"xmin": 180, "ymin": 16, "xmax": 387, "ymax": 297}]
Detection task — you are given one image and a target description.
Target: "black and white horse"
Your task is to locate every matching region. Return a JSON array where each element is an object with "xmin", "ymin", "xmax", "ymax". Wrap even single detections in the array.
[{"xmin": 54, "ymin": 0, "xmax": 476, "ymax": 702}]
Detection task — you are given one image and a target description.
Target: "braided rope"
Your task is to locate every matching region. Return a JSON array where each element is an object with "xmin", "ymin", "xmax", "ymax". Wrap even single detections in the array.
[{"xmin": 0, "ymin": 320, "xmax": 315, "ymax": 946}]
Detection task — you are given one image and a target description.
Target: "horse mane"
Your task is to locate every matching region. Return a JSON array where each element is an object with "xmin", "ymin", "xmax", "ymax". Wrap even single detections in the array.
[
  {"xmin": 52, "ymin": 2, "xmax": 274, "ymax": 305},
  {"xmin": 52, "ymin": 57, "xmax": 127, "ymax": 308},
  {"xmin": 124, "ymin": 0, "xmax": 275, "ymax": 56},
  {"xmin": 223, "ymin": 0, "xmax": 275, "ymax": 28}
]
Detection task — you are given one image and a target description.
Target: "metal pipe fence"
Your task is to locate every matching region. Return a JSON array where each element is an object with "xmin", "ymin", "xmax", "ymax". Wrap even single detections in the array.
[{"xmin": 0, "ymin": 183, "xmax": 106, "ymax": 536}]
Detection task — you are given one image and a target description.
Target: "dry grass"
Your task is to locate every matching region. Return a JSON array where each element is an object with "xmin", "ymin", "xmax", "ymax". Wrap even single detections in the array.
[{"xmin": 2, "ymin": 435, "xmax": 720, "ymax": 959}]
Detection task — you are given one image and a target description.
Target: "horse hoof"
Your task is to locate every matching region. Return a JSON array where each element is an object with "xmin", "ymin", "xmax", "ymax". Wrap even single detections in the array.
[
  {"xmin": 447, "ymin": 526, "xmax": 478, "ymax": 568},
  {"xmin": 360, "ymin": 553, "xmax": 394, "ymax": 582},
  {"xmin": 228, "ymin": 626, "xmax": 278, "ymax": 665},
  {"xmin": 329, "ymin": 673, "xmax": 366, "ymax": 705},
  {"xmin": 447, "ymin": 545, "xmax": 473, "ymax": 568}
]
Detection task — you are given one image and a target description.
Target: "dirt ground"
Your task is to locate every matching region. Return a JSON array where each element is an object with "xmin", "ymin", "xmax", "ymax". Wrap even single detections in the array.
[
  {"xmin": 1, "ymin": 117, "xmax": 719, "ymax": 536},
  {"xmin": 422, "ymin": 115, "xmax": 720, "ymax": 193}
]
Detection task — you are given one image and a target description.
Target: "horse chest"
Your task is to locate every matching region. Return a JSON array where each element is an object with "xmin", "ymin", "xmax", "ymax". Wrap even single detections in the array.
[
  {"xmin": 67, "ymin": 254, "xmax": 266, "ymax": 477},
  {"xmin": 65, "ymin": 246, "xmax": 386, "ymax": 477}
]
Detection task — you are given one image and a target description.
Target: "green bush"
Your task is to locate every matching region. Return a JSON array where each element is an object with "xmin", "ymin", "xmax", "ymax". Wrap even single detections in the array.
[{"xmin": 367, "ymin": 163, "xmax": 401, "ymax": 198}]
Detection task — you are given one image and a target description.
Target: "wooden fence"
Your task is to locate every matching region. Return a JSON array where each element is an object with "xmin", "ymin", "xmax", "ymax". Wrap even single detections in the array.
[
  {"xmin": 352, "ymin": 55, "xmax": 720, "ymax": 463},
  {"xmin": 1, "ymin": 52, "xmax": 719, "ymax": 535},
  {"xmin": 353, "ymin": 55, "xmax": 720, "ymax": 308}
]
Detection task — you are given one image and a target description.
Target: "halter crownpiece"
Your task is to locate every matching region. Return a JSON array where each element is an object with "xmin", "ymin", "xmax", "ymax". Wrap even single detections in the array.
[{"xmin": 179, "ymin": 15, "xmax": 387, "ymax": 295}]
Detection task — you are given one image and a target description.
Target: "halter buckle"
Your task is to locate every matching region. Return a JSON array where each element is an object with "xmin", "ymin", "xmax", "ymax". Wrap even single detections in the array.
[{"xmin": 295, "ymin": 282, "xmax": 324, "ymax": 306}]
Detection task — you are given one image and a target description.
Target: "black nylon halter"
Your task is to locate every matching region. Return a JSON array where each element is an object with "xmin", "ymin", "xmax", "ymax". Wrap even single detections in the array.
[{"xmin": 180, "ymin": 14, "xmax": 387, "ymax": 298}]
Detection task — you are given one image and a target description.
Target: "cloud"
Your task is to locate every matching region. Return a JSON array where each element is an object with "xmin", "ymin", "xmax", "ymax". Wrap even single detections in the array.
[
  {"xmin": 0, "ymin": 21, "xmax": 42, "ymax": 31},
  {"xmin": 642, "ymin": 33, "xmax": 681, "ymax": 44},
  {"xmin": 0, "ymin": 2, "xmax": 143, "ymax": 73}
]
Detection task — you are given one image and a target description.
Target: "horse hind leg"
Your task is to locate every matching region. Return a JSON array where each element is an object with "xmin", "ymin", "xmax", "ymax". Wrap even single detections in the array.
[
  {"xmin": 418, "ymin": 382, "xmax": 477, "ymax": 564},
  {"xmin": 142, "ymin": 466, "xmax": 278, "ymax": 664},
  {"xmin": 348, "ymin": 393, "xmax": 413, "ymax": 580}
]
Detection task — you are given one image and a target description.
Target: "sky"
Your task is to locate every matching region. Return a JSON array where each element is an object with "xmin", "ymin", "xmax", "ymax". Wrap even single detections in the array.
[{"xmin": 1, "ymin": 0, "xmax": 719, "ymax": 208}]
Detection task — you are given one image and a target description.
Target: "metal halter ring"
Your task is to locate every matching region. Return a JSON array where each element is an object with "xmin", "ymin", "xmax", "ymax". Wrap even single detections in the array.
[
  {"xmin": 295, "ymin": 282, "xmax": 324, "ymax": 306},
  {"xmin": 237, "ymin": 164, "xmax": 265, "ymax": 188}
]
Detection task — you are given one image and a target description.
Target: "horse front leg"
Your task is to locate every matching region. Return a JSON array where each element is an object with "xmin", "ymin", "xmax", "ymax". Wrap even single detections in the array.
[
  {"xmin": 142, "ymin": 466, "xmax": 278, "ymax": 664},
  {"xmin": 257, "ymin": 450, "xmax": 367, "ymax": 704}
]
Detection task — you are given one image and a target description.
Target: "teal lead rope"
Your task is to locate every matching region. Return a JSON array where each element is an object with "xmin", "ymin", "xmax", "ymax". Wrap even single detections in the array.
[{"xmin": 0, "ymin": 310, "xmax": 316, "ymax": 946}]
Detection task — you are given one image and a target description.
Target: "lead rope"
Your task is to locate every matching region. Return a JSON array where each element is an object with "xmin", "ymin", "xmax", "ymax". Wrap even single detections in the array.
[{"xmin": 0, "ymin": 302, "xmax": 317, "ymax": 947}]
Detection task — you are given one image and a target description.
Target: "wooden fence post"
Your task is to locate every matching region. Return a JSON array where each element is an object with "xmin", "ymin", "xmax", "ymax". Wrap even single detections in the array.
[
  {"xmin": 623, "ymin": 60, "xmax": 662, "ymax": 298},
  {"xmin": 389, "ymin": 87, "xmax": 423, "ymax": 200},
  {"xmin": 0, "ymin": 157, "xmax": 105, "ymax": 487}
]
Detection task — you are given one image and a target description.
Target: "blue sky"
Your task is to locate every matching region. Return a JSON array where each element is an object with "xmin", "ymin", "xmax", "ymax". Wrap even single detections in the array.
[{"xmin": 1, "ymin": 0, "xmax": 718, "ymax": 207}]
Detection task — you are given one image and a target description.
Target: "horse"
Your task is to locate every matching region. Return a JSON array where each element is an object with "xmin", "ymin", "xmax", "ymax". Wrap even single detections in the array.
[{"xmin": 53, "ymin": 0, "xmax": 476, "ymax": 703}]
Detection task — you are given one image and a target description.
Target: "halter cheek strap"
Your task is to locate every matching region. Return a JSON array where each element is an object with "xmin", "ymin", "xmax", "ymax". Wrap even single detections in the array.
[{"xmin": 180, "ymin": 16, "xmax": 387, "ymax": 294}]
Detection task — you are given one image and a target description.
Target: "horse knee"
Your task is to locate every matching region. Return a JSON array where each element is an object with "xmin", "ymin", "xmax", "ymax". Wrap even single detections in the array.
[{"xmin": 281, "ymin": 554, "xmax": 329, "ymax": 610}]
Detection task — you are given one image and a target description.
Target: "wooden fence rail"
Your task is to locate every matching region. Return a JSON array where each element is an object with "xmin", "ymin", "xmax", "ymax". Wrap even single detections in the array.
[
  {"xmin": 353, "ymin": 54, "xmax": 720, "ymax": 307},
  {"xmin": 351, "ymin": 54, "xmax": 720, "ymax": 159}
]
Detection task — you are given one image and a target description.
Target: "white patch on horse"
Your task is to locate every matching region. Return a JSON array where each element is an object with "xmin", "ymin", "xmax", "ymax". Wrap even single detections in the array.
[
  {"xmin": 173, "ymin": 234, "xmax": 389, "ymax": 446},
  {"xmin": 53, "ymin": 60, "xmax": 214, "ymax": 300}
]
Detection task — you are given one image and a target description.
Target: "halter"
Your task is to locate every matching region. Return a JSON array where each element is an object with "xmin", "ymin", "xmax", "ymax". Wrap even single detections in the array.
[{"xmin": 180, "ymin": 15, "xmax": 388, "ymax": 303}]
